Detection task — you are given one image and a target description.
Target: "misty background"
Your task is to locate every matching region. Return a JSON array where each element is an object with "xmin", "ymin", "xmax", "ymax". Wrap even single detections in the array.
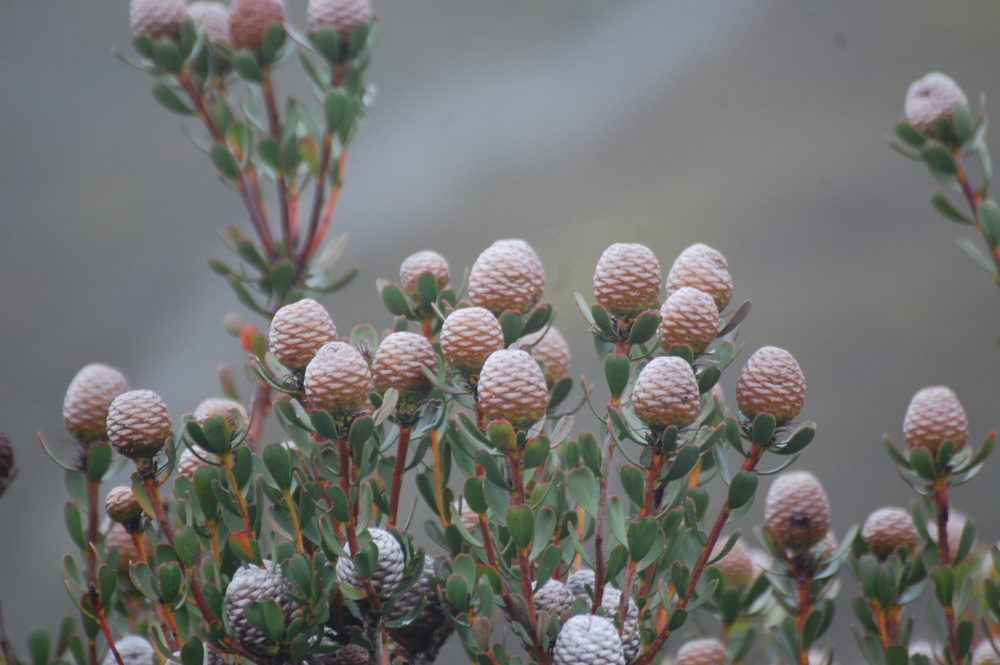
[{"xmin": 2, "ymin": 0, "xmax": 999, "ymax": 658}]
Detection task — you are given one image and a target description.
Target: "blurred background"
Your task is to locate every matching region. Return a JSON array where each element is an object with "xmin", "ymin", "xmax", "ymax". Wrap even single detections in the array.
[{"xmin": 2, "ymin": 0, "xmax": 999, "ymax": 658}]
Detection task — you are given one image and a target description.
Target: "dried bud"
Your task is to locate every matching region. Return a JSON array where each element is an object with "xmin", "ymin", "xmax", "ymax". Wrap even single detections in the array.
[
  {"xmin": 534, "ymin": 579, "xmax": 575, "ymax": 617},
  {"xmin": 372, "ymin": 332, "xmax": 437, "ymax": 402},
  {"xmin": 107, "ymin": 390, "xmax": 171, "ymax": 460},
  {"xmin": 552, "ymin": 614, "xmax": 626, "ymax": 665},
  {"xmin": 516, "ymin": 327, "xmax": 571, "ymax": 386},
  {"xmin": 904, "ymin": 72, "xmax": 968, "ymax": 134},
  {"xmin": 103, "ymin": 636, "xmax": 155, "ymax": 665},
  {"xmin": 632, "ymin": 356, "xmax": 700, "ymax": 429},
  {"xmin": 972, "ymin": 641, "xmax": 1000, "ymax": 665},
  {"xmin": 467, "ymin": 239, "xmax": 545, "ymax": 315},
  {"xmin": 658, "ymin": 286, "xmax": 719, "ymax": 355},
  {"xmin": 130, "ymin": 0, "xmax": 187, "ymax": 40},
  {"xmin": 269, "ymin": 298, "xmax": 338, "ymax": 371},
  {"xmin": 194, "ymin": 397, "xmax": 249, "ymax": 436},
  {"xmin": 229, "ymin": 0, "xmax": 286, "ymax": 49},
  {"xmin": 440, "ymin": 307, "xmax": 505, "ymax": 373},
  {"xmin": 477, "ymin": 349, "xmax": 549, "ymax": 430},
  {"xmin": 676, "ymin": 638, "xmax": 729, "ymax": 665},
  {"xmin": 188, "ymin": 2, "xmax": 231, "ymax": 44},
  {"xmin": 224, "ymin": 560, "xmax": 298, "ymax": 654},
  {"xmin": 666, "ymin": 244, "xmax": 733, "ymax": 311},
  {"xmin": 861, "ymin": 507, "xmax": 919, "ymax": 558},
  {"xmin": 307, "ymin": 0, "xmax": 373, "ymax": 37},
  {"xmin": 764, "ymin": 471, "xmax": 830, "ymax": 551},
  {"xmin": 63, "ymin": 363, "xmax": 130, "ymax": 444},
  {"xmin": 304, "ymin": 342, "xmax": 372, "ymax": 418},
  {"xmin": 105, "ymin": 486, "xmax": 143, "ymax": 526},
  {"xmin": 398, "ymin": 250, "xmax": 449, "ymax": 297},
  {"xmin": 597, "ymin": 586, "xmax": 640, "ymax": 663},
  {"xmin": 735, "ymin": 346, "xmax": 806, "ymax": 423},
  {"xmin": 709, "ymin": 539, "xmax": 753, "ymax": 590},
  {"xmin": 903, "ymin": 386, "xmax": 968, "ymax": 454},
  {"xmin": 592, "ymin": 243, "xmax": 662, "ymax": 318},
  {"xmin": 336, "ymin": 528, "xmax": 405, "ymax": 598},
  {"xmin": 176, "ymin": 447, "xmax": 214, "ymax": 481}
]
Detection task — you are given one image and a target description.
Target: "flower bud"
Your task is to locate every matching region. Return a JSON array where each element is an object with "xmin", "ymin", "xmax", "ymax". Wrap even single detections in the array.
[
  {"xmin": 566, "ymin": 568, "xmax": 596, "ymax": 600},
  {"xmin": 709, "ymin": 538, "xmax": 753, "ymax": 590},
  {"xmin": 658, "ymin": 286, "xmax": 719, "ymax": 355},
  {"xmin": 399, "ymin": 250, "xmax": 450, "ymax": 298},
  {"xmin": 269, "ymin": 298, "xmax": 338, "ymax": 371},
  {"xmin": 105, "ymin": 486, "xmax": 143, "ymax": 526},
  {"xmin": 515, "ymin": 327, "xmax": 571, "ymax": 386},
  {"xmin": 534, "ymin": 579, "xmax": 575, "ymax": 618},
  {"xmin": 903, "ymin": 386, "xmax": 968, "ymax": 454},
  {"xmin": 372, "ymin": 332, "xmax": 437, "ymax": 402},
  {"xmin": 904, "ymin": 72, "xmax": 968, "ymax": 134},
  {"xmin": 176, "ymin": 447, "xmax": 214, "ymax": 481},
  {"xmin": 224, "ymin": 560, "xmax": 298, "ymax": 654},
  {"xmin": 106, "ymin": 523, "xmax": 152, "ymax": 576},
  {"xmin": 735, "ymin": 346, "xmax": 806, "ymax": 423},
  {"xmin": 304, "ymin": 342, "xmax": 372, "ymax": 418},
  {"xmin": 552, "ymin": 614, "xmax": 626, "ymax": 665},
  {"xmin": 307, "ymin": 0, "xmax": 373, "ymax": 37},
  {"xmin": 336, "ymin": 528, "xmax": 405, "ymax": 598},
  {"xmin": 592, "ymin": 243, "xmax": 662, "ymax": 318},
  {"xmin": 63, "ymin": 363, "xmax": 130, "ymax": 444},
  {"xmin": 187, "ymin": 2, "xmax": 231, "ymax": 44},
  {"xmin": 764, "ymin": 471, "xmax": 830, "ymax": 552},
  {"xmin": 597, "ymin": 586, "xmax": 640, "ymax": 663},
  {"xmin": 229, "ymin": 0, "xmax": 286, "ymax": 49},
  {"xmin": 861, "ymin": 507, "xmax": 919, "ymax": 559},
  {"xmin": 676, "ymin": 638, "xmax": 729, "ymax": 665},
  {"xmin": 107, "ymin": 390, "xmax": 171, "ymax": 460},
  {"xmin": 103, "ymin": 636, "xmax": 155, "ymax": 665},
  {"xmin": 468, "ymin": 239, "xmax": 545, "ymax": 315},
  {"xmin": 477, "ymin": 349, "xmax": 549, "ymax": 430},
  {"xmin": 666, "ymin": 244, "xmax": 733, "ymax": 311},
  {"xmin": 130, "ymin": 0, "xmax": 187, "ymax": 40},
  {"xmin": 193, "ymin": 397, "xmax": 249, "ymax": 437},
  {"xmin": 632, "ymin": 356, "xmax": 700, "ymax": 429},
  {"xmin": 440, "ymin": 307, "xmax": 504, "ymax": 373}
]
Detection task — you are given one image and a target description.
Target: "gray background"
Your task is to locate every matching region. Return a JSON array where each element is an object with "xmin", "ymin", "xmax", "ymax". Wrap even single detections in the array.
[{"xmin": 2, "ymin": 0, "xmax": 999, "ymax": 659}]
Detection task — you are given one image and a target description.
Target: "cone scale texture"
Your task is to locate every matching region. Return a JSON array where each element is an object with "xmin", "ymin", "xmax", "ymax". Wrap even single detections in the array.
[
  {"xmin": 224, "ymin": 560, "xmax": 298, "ymax": 653},
  {"xmin": 477, "ymin": 349, "xmax": 549, "ymax": 429},
  {"xmin": 63, "ymin": 363, "xmax": 130, "ymax": 444},
  {"xmin": 304, "ymin": 341, "xmax": 372, "ymax": 417},
  {"xmin": 658, "ymin": 286, "xmax": 719, "ymax": 355},
  {"xmin": 440, "ymin": 307, "xmax": 504, "ymax": 373},
  {"xmin": 709, "ymin": 539, "xmax": 754, "ymax": 589},
  {"xmin": 372, "ymin": 332, "xmax": 437, "ymax": 401},
  {"xmin": 905, "ymin": 72, "xmax": 967, "ymax": 134},
  {"xmin": 516, "ymin": 326, "xmax": 571, "ymax": 386},
  {"xmin": 903, "ymin": 386, "xmax": 968, "ymax": 453},
  {"xmin": 676, "ymin": 638, "xmax": 730, "ymax": 665},
  {"xmin": 269, "ymin": 298, "xmax": 338, "ymax": 371},
  {"xmin": 764, "ymin": 471, "xmax": 830, "ymax": 551},
  {"xmin": 336, "ymin": 528, "xmax": 405, "ymax": 598},
  {"xmin": 862, "ymin": 507, "xmax": 919, "ymax": 558},
  {"xmin": 592, "ymin": 243, "xmax": 662, "ymax": 318},
  {"xmin": 103, "ymin": 636, "xmax": 155, "ymax": 665},
  {"xmin": 399, "ymin": 250, "xmax": 449, "ymax": 297},
  {"xmin": 632, "ymin": 356, "xmax": 700, "ymax": 429},
  {"xmin": 307, "ymin": 0, "xmax": 373, "ymax": 37},
  {"xmin": 666, "ymin": 244, "xmax": 733, "ymax": 311},
  {"xmin": 229, "ymin": 0, "xmax": 286, "ymax": 49},
  {"xmin": 735, "ymin": 346, "xmax": 806, "ymax": 423},
  {"xmin": 467, "ymin": 239, "xmax": 545, "ymax": 315},
  {"xmin": 552, "ymin": 614, "xmax": 626, "ymax": 665},
  {"xmin": 107, "ymin": 390, "xmax": 171, "ymax": 460},
  {"xmin": 187, "ymin": 2, "xmax": 231, "ymax": 44},
  {"xmin": 130, "ymin": 0, "xmax": 187, "ymax": 40}
]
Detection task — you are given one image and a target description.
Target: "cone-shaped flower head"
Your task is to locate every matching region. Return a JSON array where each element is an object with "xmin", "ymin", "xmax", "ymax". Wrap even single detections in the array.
[
  {"xmin": 903, "ymin": 386, "xmax": 968, "ymax": 454},
  {"xmin": 269, "ymin": 298, "xmax": 338, "ymax": 371},
  {"xmin": 666, "ymin": 244, "xmax": 733, "ymax": 311},
  {"xmin": 336, "ymin": 527, "xmax": 405, "ymax": 598},
  {"xmin": 176, "ymin": 447, "xmax": 214, "ymax": 481},
  {"xmin": 659, "ymin": 286, "xmax": 719, "ymax": 355},
  {"xmin": 105, "ymin": 486, "xmax": 143, "ymax": 526},
  {"xmin": 735, "ymin": 346, "xmax": 806, "ymax": 423},
  {"xmin": 188, "ymin": 2, "xmax": 231, "ymax": 43},
  {"xmin": 307, "ymin": 0, "xmax": 373, "ymax": 37},
  {"xmin": 63, "ymin": 363, "xmax": 130, "ymax": 444},
  {"xmin": 862, "ymin": 507, "xmax": 919, "ymax": 559},
  {"xmin": 467, "ymin": 239, "xmax": 545, "ymax": 315},
  {"xmin": 372, "ymin": 332, "xmax": 437, "ymax": 402},
  {"xmin": 387, "ymin": 555, "xmax": 451, "ymax": 654},
  {"xmin": 592, "ymin": 243, "xmax": 662, "ymax": 318},
  {"xmin": 477, "ymin": 349, "xmax": 549, "ymax": 429},
  {"xmin": 106, "ymin": 523, "xmax": 152, "ymax": 576},
  {"xmin": 598, "ymin": 586, "xmax": 640, "ymax": 663},
  {"xmin": 709, "ymin": 538, "xmax": 754, "ymax": 590},
  {"xmin": 229, "ymin": 0, "xmax": 286, "ymax": 49},
  {"xmin": 566, "ymin": 568, "xmax": 596, "ymax": 600},
  {"xmin": 552, "ymin": 614, "xmax": 626, "ymax": 665},
  {"xmin": 534, "ymin": 579, "xmax": 575, "ymax": 617},
  {"xmin": 632, "ymin": 356, "xmax": 700, "ymax": 429},
  {"xmin": 764, "ymin": 471, "xmax": 830, "ymax": 551},
  {"xmin": 676, "ymin": 638, "xmax": 730, "ymax": 665},
  {"xmin": 399, "ymin": 250, "xmax": 450, "ymax": 297},
  {"xmin": 194, "ymin": 397, "xmax": 249, "ymax": 438},
  {"xmin": 103, "ymin": 636, "xmax": 155, "ymax": 665},
  {"xmin": 516, "ymin": 326, "xmax": 571, "ymax": 386},
  {"xmin": 130, "ymin": 0, "xmax": 187, "ymax": 40},
  {"xmin": 440, "ymin": 307, "xmax": 504, "ymax": 373},
  {"xmin": 304, "ymin": 342, "xmax": 372, "ymax": 418},
  {"xmin": 905, "ymin": 72, "xmax": 968, "ymax": 134},
  {"xmin": 224, "ymin": 560, "xmax": 298, "ymax": 654},
  {"xmin": 107, "ymin": 390, "xmax": 171, "ymax": 460}
]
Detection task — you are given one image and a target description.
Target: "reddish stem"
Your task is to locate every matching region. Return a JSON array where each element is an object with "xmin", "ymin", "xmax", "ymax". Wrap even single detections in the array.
[
  {"xmin": 261, "ymin": 74, "xmax": 294, "ymax": 252},
  {"xmin": 388, "ymin": 425, "xmax": 412, "ymax": 526}
]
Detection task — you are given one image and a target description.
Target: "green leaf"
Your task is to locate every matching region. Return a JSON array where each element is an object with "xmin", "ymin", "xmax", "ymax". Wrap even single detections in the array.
[
  {"xmin": 952, "ymin": 102, "xmax": 973, "ymax": 145},
  {"xmin": 201, "ymin": 414, "xmax": 233, "ymax": 454},
  {"xmin": 506, "ymin": 505, "xmax": 534, "ymax": 550},
  {"xmin": 578, "ymin": 431, "xmax": 601, "ymax": 476},
  {"xmin": 627, "ymin": 518, "xmax": 658, "ymax": 561},
  {"xmin": 260, "ymin": 599, "xmax": 286, "ymax": 642},
  {"xmin": 590, "ymin": 304, "xmax": 617, "ymax": 340},
  {"xmin": 981, "ymin": 199, "xmax": 1000, "ymax": 248},
  {"xmin": 521, "ymin": 305, "xmax": 552, "ymax": 336},
  {"xmin": 309, "ymin": 28, "xmax": 340, "ymax": 64},
  {"xmin": 749, "ymin": 414, "xmax": 776, "ymax": 446},
  {"xmin": 415, "ymin": 271, "xmax": 439, "ymax": 313},
  {"xmin": 210, "ymin": 145, "xmax": 239, "ymax": 181},
  {"xmin": 324, "ymin": 90, "xmax": 351, "ymax": 133},
  {"xmin": 665, "ymin": 445, "xmax": 700, "ymax": 482},
  {"xmin": 152, "ymin": 83, "xmax": 195, "ymax": 115},
  {"xmin": 232, "ymin": 52, "xmax": 264, "ymax": 83},
  {"xmin": 956, "ymin": 237, "xmax": 998, "ymax": 274},
  {"xmin": 474, "ymin": 450, "xmax": 512, "ymax": 492},
  {"xmin": 931, "ymin": 193, "xmax": 972, "ymax": 224},
  {"xmin": 270, "ymin": 261, "xmax": 295, "ymax": 299},
  {"xmin": 152, "ymin": 41, "xmax": 182, "ymax": 72},
  {"xmin": 568, "ymin": 467, "xmax": 599, "ymax": 517},
  {"xmin": 263, "ymin": 442, "xmax": 292, "ymax": 490},
  {"xmin": 894, "ymin": 122, "xmax": 925, "ymax": 148},
  {"xmin": 530, "ymin": 507, "xmax": 556, "ymax": 562},
  {"xmin": 487, "ymin": 420, "xmax": 517, "ymax": 454},
  {"xmin": 628, "ymin": 311, "xmax": 661, "ymax": 346},
  {"xmin": 920, "ymin": 143, "xmax": 960, "ymax": 189},
  {"xmin": 930, "ymin": 566, "xmax": 954, "ymax": 607},
  {"xmin": 908, "ymin": 447, "xmax": 936, "ymax": 480},
  {"xmin": 604, "ymin": 354, "xmax": 630, "ymax": 401},
  {"xmin": 620, "ymin": 465, "xmax": 644, "ymax": 507},
  {"xmin": 522, "ymin": 437, "xmax": 550, "ymax": 469},
  {"xmin": 86, "ymin": 443, "xmax": 112, "ymax": 483},
  {"xmin": 378, "ymin": 280, "xmax": 412, "ymax": 317},
  {"xmin": 773, "ymin": 423, "xmax": 816, "ymax": 455},
  {"xmin": 158, "ymin": 562, "xmax": 183, "ymax": 604},
  {"xmin": 668, "ymin": 608, "xmax": 687, "ymax": 631},
  {"xmin": 173, "ymin": 526, "xmax": 200, "ymax": 567},
  {"xmin": 498, "ymin": 311, "xmax": 524, "ymax": 346},
  {"xmin": 445, "ymin": 574, "xmax": 470, "ymax": 611},
  {"xmin": 260, "ymin": 24, "xmax": 286, "ymax": 65},
  {"xmin": 727, "ymin": 471, "xmax": 757, "ymax": 511},
  {"xmin": 27, "ymin": 629, "xmax": 50, "ymax": 665},
  {"xmin": 64, "ymin": 502, "xmax": 85, "ymax": 550},
  {"xmin": 181, "ymin": 639, "xmax": 204, "ymax": 665},
  {"xmin": 462, "ymin": 477, "xmax": 487, "ymax": 514}
]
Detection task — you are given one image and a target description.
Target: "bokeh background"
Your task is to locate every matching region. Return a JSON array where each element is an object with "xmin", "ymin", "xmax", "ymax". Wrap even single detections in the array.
[{"xmin": 2, "ymin": 0, "xmax": 999, "ymax": 658}]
